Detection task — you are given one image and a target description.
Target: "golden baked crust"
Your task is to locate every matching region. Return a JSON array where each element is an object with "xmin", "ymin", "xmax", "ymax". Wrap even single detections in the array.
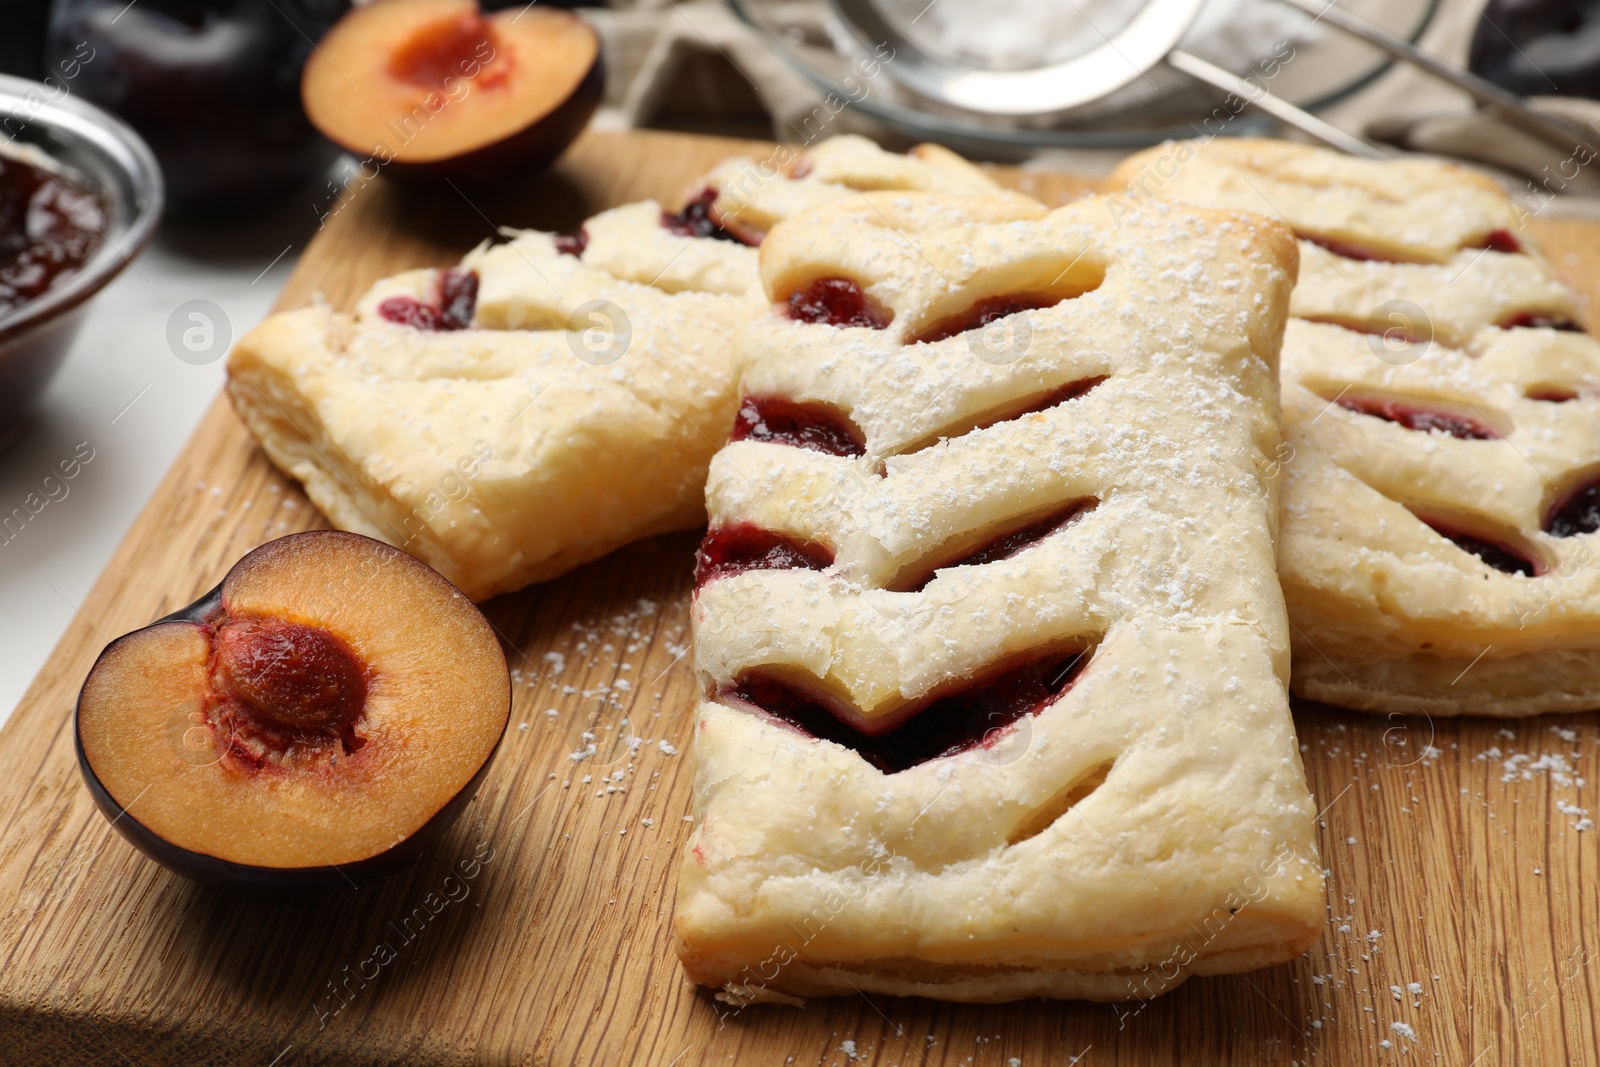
[
  {"xmin": 675, "ymin": 192, "xmax": 1322, "ymax": 1003},
  {"xmin": 707, "ymin": 134, "xmax": 1024, "ymax": 243},
  {"xmin": 228, "ymin": 229, "xmax": 760, "ymax": 601},
  {"xmin": 580, "ymin": 200, "xmax": 760, "ymax": 297},
  {"xmin": 579, "ymin": 136, "xmax": 1024, "ymax": 293},
  {"xmin": 229, "ymin": 137, "xmax": 1023, "ymax": 601},
  {"xmin": 1111, "ymin": 138, "xmax": 1600, "ymax": 715}
]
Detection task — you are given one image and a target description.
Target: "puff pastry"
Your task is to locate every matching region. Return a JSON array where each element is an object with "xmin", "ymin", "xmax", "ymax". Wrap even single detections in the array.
[
  {"xmin": 1111, "ymin": 138, "xmax": 1600, "ymax": 715},
  {"xmin": 675, "ymin": 192, "xmax": 1323, "ymax": 1003},
  {"xmin": 228, "ymin": 228, "xmax": 757, "ymax": 601},
  {"xmin": 577, "ymin": 133, "xmax": 1021, "ymax": 295},
  {"xmin": 230, "ymin": 137, "xmax": 1017, "ymax": 600}
]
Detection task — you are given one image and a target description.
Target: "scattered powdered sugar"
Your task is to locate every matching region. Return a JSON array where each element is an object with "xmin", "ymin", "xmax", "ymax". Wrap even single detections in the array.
[
  {"xmin": 1556, "ymin": 800, "xmax": 1593, "ymax": 831},
  {"xmin": 1467, "ymin": 729, "xmax": 1592, "ymax": 832}
]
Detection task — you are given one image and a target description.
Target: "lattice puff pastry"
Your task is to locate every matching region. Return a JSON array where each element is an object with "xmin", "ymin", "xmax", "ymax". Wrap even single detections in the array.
[
  {"xmin": 577, "ymin": 135, "xmax": 1023, "ymax": 298},
  {"xmin": 675, "ymin": 193, "xmax": 1323, "ymax": 1003},
  {"xmin": 228, "ymin": 226, "xmax": 761, "ymax": 601},
  {"xmin": 1112, "ymin": 139, "xmax": 1600, "ymax": 715}
]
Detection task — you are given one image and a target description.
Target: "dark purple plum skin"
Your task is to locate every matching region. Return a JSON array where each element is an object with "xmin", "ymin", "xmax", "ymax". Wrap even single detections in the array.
[{"xmin": 74, "ymin": 549, "xmax": 509, "ymax": 893}]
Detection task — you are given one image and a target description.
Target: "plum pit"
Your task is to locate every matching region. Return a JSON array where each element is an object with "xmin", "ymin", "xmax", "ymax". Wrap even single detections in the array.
[
  {"xmin": 211, "ymin": 617, "xmax": 368, "ymax": 760},
  {"xmin": 74, "ymin": 530, "xmax": 512, "ymax": 886}
]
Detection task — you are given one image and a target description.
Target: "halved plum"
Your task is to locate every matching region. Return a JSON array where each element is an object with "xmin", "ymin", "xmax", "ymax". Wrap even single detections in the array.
[
  {"xmin": 302, "ymin": 0, "xmax": 602, "ymax": 181},
  {"xmin": 75, "ymin": 531, "xmax": 510, "ymax": 891}
]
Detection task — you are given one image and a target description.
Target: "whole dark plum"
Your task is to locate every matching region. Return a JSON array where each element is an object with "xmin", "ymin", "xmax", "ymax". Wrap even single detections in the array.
[
  {"xmin": 1468, "ymin": 0, "xmax": 1600, "ymax": 100},
  {"xmin": 44, "ymin": 0, "xmax": 350, "ymax": 216}
]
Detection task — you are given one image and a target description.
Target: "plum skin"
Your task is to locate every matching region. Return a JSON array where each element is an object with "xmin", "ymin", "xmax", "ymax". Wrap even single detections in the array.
[{"xmin": 75, "ymin": 576, "xmax": 508, "ymax": 893}]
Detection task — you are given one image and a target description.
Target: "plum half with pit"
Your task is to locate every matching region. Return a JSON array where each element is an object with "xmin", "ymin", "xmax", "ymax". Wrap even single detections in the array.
[
  {"xmin": 302, "ymin": 0, "xmax": 603, "ymax": 182},
  {"xmin": 75, "ymin": 531, "xmax": 510, "ymax": 891},
  {"xmin": 1468, "ymin": 0, "xmax": 1600, "ymax": 100}
]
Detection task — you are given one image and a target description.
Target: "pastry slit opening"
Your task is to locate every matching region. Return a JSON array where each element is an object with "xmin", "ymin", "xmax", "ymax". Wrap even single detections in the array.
[
  {"xmin": 910, "ymin": 294, "xmax": 1054, "ymax": 346},
  {"xmin": 376, "ymin": 268, "xmax": 478, "ymax": 331},
  {"xmin": 694, "ymin": 525, "xmax": 833, "ymax": 588},
  {"xmin": 1005, "ymin": 758, "xmax": 1115, "ymax": 845},
  {"xmin": 1525, "ymin": 385, "xmax": 1580, "ymax": 402},
  {"xmin": 1545, "ymin": 470, "xmax": 1600, "ymax": 538},
  {"xmin": 886, "ymin": 499, "xmax": 1097, "ymax": 593},
  {"xmin": 725, "ymin": 645, "xmax": 1093, "ymax": 775},
  {"xmin": 1411, "ymin": 510, "xmax": 1543, "ymax": 577},
  {"xmin": 729, "ymin": 395, "xmax": 867, "ymax": 458},
  {"xmin": 1299, "ymin": 314, "xmax": 1427, "ymax": 346},
  {"xmin": 1320, "ymin": 390, "xmax": 1507, "ymax": 441},
  {"xmin": 785, "ymin": 277, "xmax": 891, "ymax": 329},
  {"xmin": 1499, "ymin": 310, "xmax": 1582, "ymax": 332},
  {"xmin": 661, "ymin": 187, "xmax": 754, "ymax": 245},
  {"xmin": 892, "ymin": 377, "xmax": 1106, "ymax": 458}
]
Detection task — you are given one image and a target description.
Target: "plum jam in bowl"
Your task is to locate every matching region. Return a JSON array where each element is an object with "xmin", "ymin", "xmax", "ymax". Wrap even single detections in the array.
[{"xmin": 0, "ymin": 73, "xmax": 162, "ymax": 435}]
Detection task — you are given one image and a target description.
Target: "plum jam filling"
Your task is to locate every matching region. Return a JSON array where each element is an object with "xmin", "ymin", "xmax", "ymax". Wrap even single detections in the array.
[
  {"xmin": 1337, "ymin": 396, "xmax": 1499, "ymax": 440},
  {"xmin": 896, "ymin": 378, "xmax": 1108, "ymax": 458},
  {"xmin": 892, "ymin": 501, "xmax": 1096, "ymax": 593},
  {"xmin": 1296, "ymin": 232, "xmax": 1401, "ymax": 263},
  {"xmin": 1007, "ymin": 376, "xmax": 1107, "ymax": 420},
  {"xmin": 377, "ymin": 268, "xmax": 478, "ymax": 331},
  {"xmin": 1473, "ymin": 229, "xmax": 1523, "ymax": 255},
  {"xmin": 1420, "ymin": 518, "xmax": 1540, "ymax": 577},
  {"xmin": 726, "ymin": 650, "xmax": 1091, "ymax": 774},
  {"xmin": 0, "ymin": 150, "xmax": 106, "ymax": 318},
  {"xmin": 729, "ymin": 395, "xmax": 866, "ymax": 457},
  {"xmin": 208, "ymin": 617, "xmax": 369, "ymax": 763},
  {"xmin": 1303, "ymin": 315, "xmax": 1420, "ymax": 345},
  {"xmin": 1500, "ymin": 311, "xmax": 1581, "ymax": 332},
  {"xmin": 554, "ymin": 230, "xmax": 588, "ymax": 257},
  {"xmin": 695, "ymin": 524, "xmax": 833, "ymax": 588},
  {"xmin": 913, "ymin": 294, "xmax": 1055, "ymax": 345},
  {"xmin": 1299, "ymin": 230, "xmax": 1522, "ymax": 263},
  {"xmin": 1527, "ymin": 386, "xmax": 1579, "ymax": 402},
  {"xmin": 661, "ymin": 188, "xmax": 749, "ymax": 244},
  {"xmin": 1545, "ymin": 475, "xmax": 1600, "ymax": 538},
  {"xmin": 788, "ymin": 277, "xmax": 890, "ymax": 329}
]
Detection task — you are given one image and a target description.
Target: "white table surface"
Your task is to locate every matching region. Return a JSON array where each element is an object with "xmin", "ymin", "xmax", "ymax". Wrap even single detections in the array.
[{"xmin": 0, "ymin": 201, "xmax": 318, "ymax": 728}]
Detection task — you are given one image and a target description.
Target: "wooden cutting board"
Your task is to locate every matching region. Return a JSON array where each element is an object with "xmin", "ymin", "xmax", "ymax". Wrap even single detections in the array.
[{"xmin": 3, "ymin": 128, "xmax": 1600, "ymax": 1067}]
